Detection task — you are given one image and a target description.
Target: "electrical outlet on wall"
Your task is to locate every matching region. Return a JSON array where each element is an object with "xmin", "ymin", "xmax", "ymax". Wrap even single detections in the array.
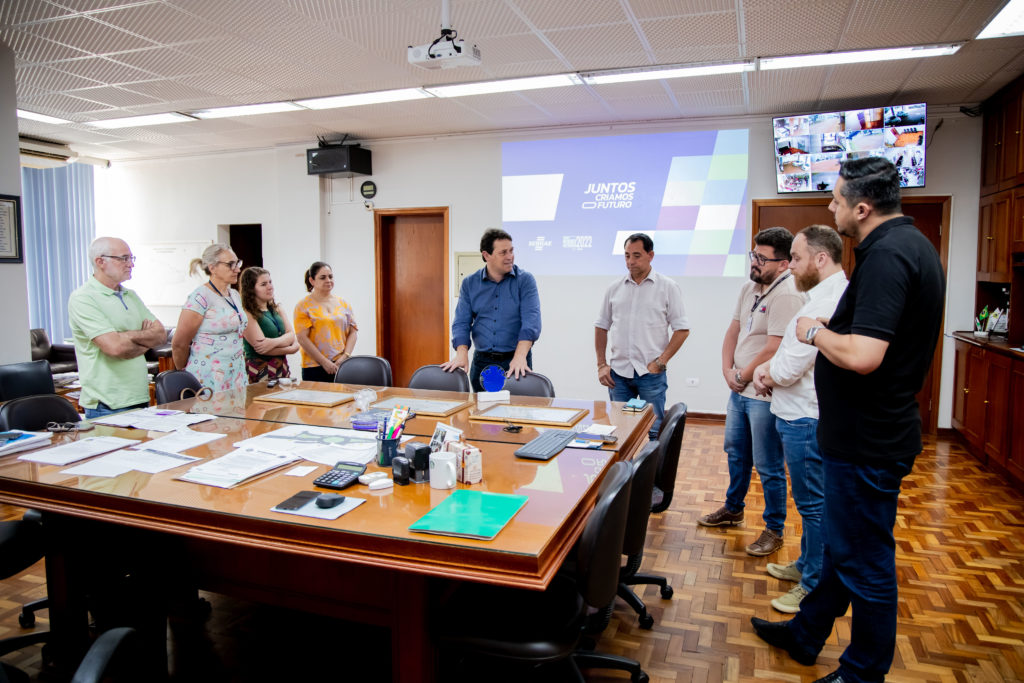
[{"xmin": 686, "ymin": 377, "xmax": 700, "ymax": 387}]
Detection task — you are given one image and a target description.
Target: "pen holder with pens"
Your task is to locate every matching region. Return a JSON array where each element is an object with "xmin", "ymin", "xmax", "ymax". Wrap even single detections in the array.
[{"xmin": 376, "ymin": 435, "xmax": 399, "ymax": 467}]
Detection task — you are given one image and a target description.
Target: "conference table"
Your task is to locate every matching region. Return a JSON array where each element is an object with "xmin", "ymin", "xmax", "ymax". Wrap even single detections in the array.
[{"xmin": 0, "ymin": 381, "xmax": 653, "ymax": 682}]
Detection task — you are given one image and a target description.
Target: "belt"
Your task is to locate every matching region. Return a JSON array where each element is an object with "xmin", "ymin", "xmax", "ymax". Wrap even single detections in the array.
[{"xmin": 474, "ymin": 350, "xmax": 515, "ymax": 361}]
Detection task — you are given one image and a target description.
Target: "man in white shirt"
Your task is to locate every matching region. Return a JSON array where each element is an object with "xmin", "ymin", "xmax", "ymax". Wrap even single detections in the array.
[
  {"xmin": 595, "ymin": 233, "xmax": 690, "ymax": 439},
  {"xmin": 753, "ymin": 225, "xmax": 848, "ymax": 613}
]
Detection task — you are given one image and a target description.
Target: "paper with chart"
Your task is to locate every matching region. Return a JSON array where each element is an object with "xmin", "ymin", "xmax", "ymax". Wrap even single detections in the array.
[
  {"xmin": 232, "ymin": 424, "xmax": 408, "ymax": 466},
  {"xmin": 177, "ymin": 449, "xmax": 300, "ymax": 488}
]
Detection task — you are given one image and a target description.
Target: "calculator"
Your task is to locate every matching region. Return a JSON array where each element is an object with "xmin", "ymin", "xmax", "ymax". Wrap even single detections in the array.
[{"xmin": 313, "ymin": 461, "xmax": 367, "ymax": 490}]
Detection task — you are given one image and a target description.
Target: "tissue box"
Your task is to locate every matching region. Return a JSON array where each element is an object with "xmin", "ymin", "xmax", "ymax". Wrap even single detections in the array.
[{"xmin": 444, "ymin": 441, "xmax": 483, "ymax": 484}]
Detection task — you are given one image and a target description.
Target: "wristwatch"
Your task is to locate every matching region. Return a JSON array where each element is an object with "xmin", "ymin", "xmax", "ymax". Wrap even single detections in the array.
[
  {"xmin": 653, "ymin": 358, "xmax": 667, "ymax": 372},
  {"xmin": 735, "ymin": 370, "xmax": 743, "ymax": 384},
  {"xmin": 805, "ymin": 326, "xmax": 824, "ymax": 345}
]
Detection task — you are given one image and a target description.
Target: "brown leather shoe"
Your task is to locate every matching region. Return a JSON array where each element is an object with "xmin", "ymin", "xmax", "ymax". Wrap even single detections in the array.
[
  {"xmin": 697, "ymin": 505, "xmax": 744, "ymax": 527},
  {"xmin": 746, "ymin": 528, "xmax": 783, "ymax": 556}
]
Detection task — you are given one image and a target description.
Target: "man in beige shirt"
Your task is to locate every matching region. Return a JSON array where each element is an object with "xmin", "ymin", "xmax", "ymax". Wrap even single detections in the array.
[{"xmin": 698, "ymin": 227, "xmax": 805, "ymax": 557}]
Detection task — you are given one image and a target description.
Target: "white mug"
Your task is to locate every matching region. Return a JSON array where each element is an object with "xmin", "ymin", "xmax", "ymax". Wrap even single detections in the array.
[{"xmin": 429, "ymin": 451, "xmax": 457, "ymax": 490}]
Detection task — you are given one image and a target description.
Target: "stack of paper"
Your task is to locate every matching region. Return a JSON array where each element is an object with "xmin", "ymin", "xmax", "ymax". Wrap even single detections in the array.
[
  {"xmin": 18, "ymin": 436, "xmax": 140, "ymax": 466},
  {"xmin": 0, "ymin": 431, "xmax": 53, "ymax": 456},
  {"xmin": 92, "ymin": 408, "xmax": 216, "ymax": 432},
  {"xmin": 177, "ymin": 450, "xmax": 300, "ymax": 489}
]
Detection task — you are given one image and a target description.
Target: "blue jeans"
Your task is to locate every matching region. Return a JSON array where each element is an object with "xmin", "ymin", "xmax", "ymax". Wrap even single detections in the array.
[
  {"xmin": 723, "ymin": 392, "xmax": 786, "ymax": 533},
  {"xmin": 789, "ymin": 454, "xmax": 915, "ymax": 683},
  {"xmin": 84, "ymin": 400, "xmax": 149, "ymax": 420},
  {"xmin": 776, "ymin": 416, "xmax": 824, "ymax": 591},
  {"xmin": 608, "ymin": 369, "xmax": 667, "ymax": 438}
]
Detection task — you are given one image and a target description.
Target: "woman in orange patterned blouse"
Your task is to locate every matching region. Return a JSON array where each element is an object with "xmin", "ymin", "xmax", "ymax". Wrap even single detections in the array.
[{"xmin": 293, "ymin": 261, "xmax": 358, "ymax": 382}]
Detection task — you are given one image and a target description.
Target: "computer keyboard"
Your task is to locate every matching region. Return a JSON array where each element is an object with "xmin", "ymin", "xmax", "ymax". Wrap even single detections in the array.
[{"xmin": 514, "ymin": 429, "xmax": 578, "ymax": 461}]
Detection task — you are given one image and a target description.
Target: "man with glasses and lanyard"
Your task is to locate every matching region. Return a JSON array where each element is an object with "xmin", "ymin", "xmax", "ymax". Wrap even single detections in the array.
[
  {"xmin": 69, "ymin": 237, "xmax": 166, "ymax": 419},
  {"xmin": 698, "ymin": 227, "xmax": 804, "ymax": 558}
]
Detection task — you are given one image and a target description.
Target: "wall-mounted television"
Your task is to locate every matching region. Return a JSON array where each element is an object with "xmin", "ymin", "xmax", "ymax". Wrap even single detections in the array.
[{"xmin": 773, "ymin": 103, "xmax": 926, "ymax": 193}]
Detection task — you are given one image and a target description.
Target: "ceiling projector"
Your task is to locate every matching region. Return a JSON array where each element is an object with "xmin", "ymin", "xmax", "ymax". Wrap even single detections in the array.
[{"xmin": 408, "ymin": 35, "xmax": 481, "ymax": 69}]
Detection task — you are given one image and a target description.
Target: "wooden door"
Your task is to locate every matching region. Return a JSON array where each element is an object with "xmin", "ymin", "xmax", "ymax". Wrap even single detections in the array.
[
  {"xmin": 978, "ymin": 191, "xmax": 1012, "ymax": 282},
  {"xmin": 951, "ymin": 340, "xmax": 968, "ymax": 431},
  {"xmin": 963, "ymin": 347, "xmax": 988, "ymax": 451},
  {"xmin": 1008, "ymin": 359, "xmax": 1024, "ymax": 483},
  {"xmin": 375, "ymin": 208, "xmax": 449, "ymax": 387},
  {"xmin": 983, "ymin": 352, "xmax": 1011, "ymax": 467},
  {"xmin": 752, "ymin": 195, "xmax": 950, "ymax": 433}
]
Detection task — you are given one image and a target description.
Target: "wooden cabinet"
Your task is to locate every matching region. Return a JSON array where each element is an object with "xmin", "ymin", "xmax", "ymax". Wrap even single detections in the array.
[
  {"xmin": 1014, "ymin": 186, "xmax": 1024, "ymax": 254},
  {"xmin": 1009, "ymin": 360, "xmax": 1024, "ymax": 483},
  {"xmin": 952, "ymin": 336, "xmax": 1019, "ymax": 484},
  {"xmin": 978, "ymin": 190, "xmax": 1012, "ymax": 282},
  {"xmin": 982, "ymin": 103, "xmax": 1002, "ymax": 196},
  {"xmin": 982, "ymin": 86, "xmax": 1024, "ymax": 195}
]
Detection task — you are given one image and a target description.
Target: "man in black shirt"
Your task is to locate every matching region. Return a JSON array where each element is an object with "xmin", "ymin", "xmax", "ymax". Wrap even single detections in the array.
[{"xmin": 751, "ymin": 157, "xmax": 945, "ymax": 683}]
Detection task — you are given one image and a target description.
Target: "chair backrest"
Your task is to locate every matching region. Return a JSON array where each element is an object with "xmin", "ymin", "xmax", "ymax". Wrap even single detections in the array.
[
  {"xmin": 503, "ymin": 371, "xmax": 555, "ymax": 398},
  {"xmin": 29, "ymin": 328, "xmax": 51, "ymax": 361},
  {"xmin": 154, "ymin": 370, "xmax": 202, "ymax": 404},
  {"xmin": 407, "ymin": 364, "xmax": 471, "ymax": 392},
  {"xmin": 0, "ymin": 518, "xmax": 45, "ymax": 579},
  {"xmin": 0, "ymin": 360, "xmax": 56, "ymax": 402},
  {"xmin": 575, "ymin": 461, "xmax": 632, "ymax": 609},
  {"xmin": 0, "ymin": 394, "xmax": 80, "ymax": 432},
  {"xmin": 652, "ymin": 402, "xmax": 687, "ymax": 513},
  {"xmin": 333, "ymin": 355, "xmax": 393, "ymax": 387},
  {"xmin": 621, "ymin": 441, "xmax": 661, "ymax": 556}
]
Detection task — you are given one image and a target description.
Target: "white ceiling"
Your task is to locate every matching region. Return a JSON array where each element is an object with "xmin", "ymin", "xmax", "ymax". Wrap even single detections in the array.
[{"xmin": 4, "ymin": 0, "xmax": 1024, "ymax": 162}]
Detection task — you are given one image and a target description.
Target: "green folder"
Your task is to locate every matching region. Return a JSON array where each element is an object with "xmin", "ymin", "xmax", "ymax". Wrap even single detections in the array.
[{"xmin": 409, "ymin": 490, "xmax": 528, "ymax": 541}]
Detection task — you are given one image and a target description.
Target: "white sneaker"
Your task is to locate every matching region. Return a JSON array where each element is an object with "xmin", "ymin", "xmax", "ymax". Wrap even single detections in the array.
[
  {"xmin": 771, "ymin": 584, "xmax": 809, "ymax": 614},
  {"xmin": 766, "ymin": 561, "xmax": 801, "ymax": 583}
]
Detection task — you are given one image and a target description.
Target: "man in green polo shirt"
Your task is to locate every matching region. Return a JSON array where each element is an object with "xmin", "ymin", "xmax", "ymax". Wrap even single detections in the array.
[{"xmin": 69, "ymin": 237, "xmax": 166, "ymax": 419}]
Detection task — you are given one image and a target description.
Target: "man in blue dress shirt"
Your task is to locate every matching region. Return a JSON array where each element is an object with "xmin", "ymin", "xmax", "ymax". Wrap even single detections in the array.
[{"xmin": 441, "ymin": 229, "xmax": 541, "ymax": 391}]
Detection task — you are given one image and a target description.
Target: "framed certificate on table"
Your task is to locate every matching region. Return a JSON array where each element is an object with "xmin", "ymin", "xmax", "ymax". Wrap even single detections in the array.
[
  {"xmin": 0, "ymin": 195, "xmax": 24, "ymax": 264},
  {"xmin": 370, "ymin": 396, "xmax": 471, "ymax": 417},
  {"xmin": 469, "ymin": 404, "xmax": 588, "ymax": 427},
  {"xmin": 253, "ymin": 389, "xmax": 354, "ymax": 407}
]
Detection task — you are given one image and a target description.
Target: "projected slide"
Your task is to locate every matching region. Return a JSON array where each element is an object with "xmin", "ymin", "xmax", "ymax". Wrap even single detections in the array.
[{"xmin": 502, "ymin": 129, "xmax": 749, "ymax": 277}]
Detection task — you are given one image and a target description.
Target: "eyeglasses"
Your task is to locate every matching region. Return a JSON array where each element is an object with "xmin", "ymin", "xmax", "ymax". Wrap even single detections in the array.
[
  {"xmin": 216, "ymin": 260, "xmax": 243, "ymax": 270},
  {"xmin": 47, "ymin": 421, "xmax": 95, "ymax": 433},
  {"xmin": 748, "ymin": 251, "xmax": 786, "ymax": 266},
  {"xmin": 102, "ymin": 254, "xmax": 136, "ymax": 264}
]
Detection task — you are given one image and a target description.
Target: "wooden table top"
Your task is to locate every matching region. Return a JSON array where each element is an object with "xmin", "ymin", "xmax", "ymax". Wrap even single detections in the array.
[
  {"xmin": 0, "ymin": 406, "xmax": 652, "ymax": 590},
  {"xmin": 161, "ymin": 381, "xmax": 652, "ymax": 454}
]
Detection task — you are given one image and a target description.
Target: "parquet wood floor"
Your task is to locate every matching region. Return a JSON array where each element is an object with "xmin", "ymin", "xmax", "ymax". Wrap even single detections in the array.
[{"xmin": 1, "ymin": 424, "xmax": 1022, "ymax": 682}]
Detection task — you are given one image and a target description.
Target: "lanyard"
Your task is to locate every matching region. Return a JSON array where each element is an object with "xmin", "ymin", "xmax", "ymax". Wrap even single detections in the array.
[
  {"xmin": 208, "ymin": 281, "xmax": 240, "ymax": 315},
  {"xmin": 750, "ymin": 272, "xmax": 790, "ymax": 313}
]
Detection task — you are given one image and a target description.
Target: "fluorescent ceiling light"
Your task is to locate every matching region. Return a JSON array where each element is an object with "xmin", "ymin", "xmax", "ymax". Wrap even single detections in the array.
[
  {"xmin": 17, "ymin": 109, "xmax": 71, "ymax": 125},
  {"xmin": 191, "ymin": 101, "xmax": 305, "ymax": 119},
  {"xmin": 978, "ymin": 0, "xmax": 1024, "ymax": 38},
  {"xmin": 86, "ymin": 112, "xmax": 196, "ymax": 129},
  {"xmin": 425, "ymin": 73, "xmax": 580, "ymax": 98},
  {"xmin": 583, "ymin": 61, "xmax": 754, "ymax": 85},
  {"xmin": 296, "ymin": 88, "xmax": 431, "ymax": 110},
  {"xmin": 759, "ymin": 43, "xmax": 962, "ymax": 70}
]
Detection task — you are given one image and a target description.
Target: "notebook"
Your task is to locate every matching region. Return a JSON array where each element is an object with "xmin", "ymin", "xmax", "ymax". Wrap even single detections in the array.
[{"xmin": 409, "ymin": 490, "xmax": 528, "ymax": 541}]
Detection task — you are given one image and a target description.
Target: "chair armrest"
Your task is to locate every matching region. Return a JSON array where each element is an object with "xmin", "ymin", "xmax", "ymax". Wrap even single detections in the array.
[
  {"xmin": 70, "ymin": 627, "xmax": 137, "ymax": 683},
  {"xmin": 145, "ymin": 344, "xmax": 173, "ymax": 362}
]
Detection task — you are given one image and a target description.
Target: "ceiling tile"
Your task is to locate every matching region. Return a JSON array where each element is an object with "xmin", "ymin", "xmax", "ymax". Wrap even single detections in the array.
[
  {"xmin": 511, "ymin": 0, "xmax": 628, "ymax": 31},
  {"xmin": 23, "ymin": 14, "xmax": 157, "ymax": 54},
  {"xmin": 65, "ymin": 84, "xmax": 162, "ymax": 107},
  {"xmin": 744, "ymin": 0, "xmax": 851, "ymax": 57},
  {"xmin": 92, "ymin": 2, "xmax": 225, "ymax": 45},
  {"xmin": 1, "ymin": 0, "xmax": 72, "ymax": 26},
  {"xmin": 44, "ymin": 55, "xmax": 157, "ymax": 84},
  {"xmin": 15, "ymin": 64, "xmax": 103, "ymax": 92}
]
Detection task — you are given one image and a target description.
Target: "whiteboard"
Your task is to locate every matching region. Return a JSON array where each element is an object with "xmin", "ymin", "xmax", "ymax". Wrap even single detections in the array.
[{"xmin": 129, "ymin": 241, "xmax": 209, "ymax": 306}]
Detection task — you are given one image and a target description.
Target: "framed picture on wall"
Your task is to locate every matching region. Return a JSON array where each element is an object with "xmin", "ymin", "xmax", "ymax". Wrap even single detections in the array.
[{"xmin": 0, "ymin": 194, "xmax": 24, "ymax": 263}]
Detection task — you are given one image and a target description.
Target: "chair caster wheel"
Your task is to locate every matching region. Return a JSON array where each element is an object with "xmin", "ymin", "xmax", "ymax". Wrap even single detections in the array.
[
  {"xmin": 638, "ymin": 613, "xmax": 654, "ymax": 629},
  {"xmin": 18, "ymin": 612, "xmax": 35, "ymax": 628},
  {"xmin": 660, "ymin": 585, "xmax": 673, "ymax": 599},
  {"xmin": 633, "ymin": 672, "xmax": 649, "ymax": 683}
]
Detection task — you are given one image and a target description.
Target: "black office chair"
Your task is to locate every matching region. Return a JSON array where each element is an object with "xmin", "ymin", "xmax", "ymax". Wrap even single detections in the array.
[
  {"xmin": 617, "ymin": 441, "xmax": 670, "ymax": 629},
  {"xmin": 333, "ymin": 355, "xmax": 393, "ymax": 387},
  {"xmin": 0, "ymin": 394, "xmax": 82, "ymax": 630},
  {"xmin": 154, "ymin": 370, "xmax": 202, "ymax": 404},
  {"xmin": 503, "ymin": 371, "xmax": 555, "ymax": 398},
  {"xmin": 1, "ymin": 626, "xmax": 138, "ymax": 683},
  {"xmin": 651, "ymin": 403, "xmax": 687, "ymax": 514},
  {"xmin": 407, "ymin": 364, "xmax": 471, "ymax": 392},
  {"xmin": 0, "ymin": 515, "xmax": 48, "ymax": 658},
  {"xmin": 0, "ymin": 393, "xmax": 80, "ymax": 432},
  {"xmin": 0, "ymin": 360, "xmax": 56, "ymax": 402},
  {"xmin": 436, "ymin": 461, "xmax": 648, "ymax": 683}
]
